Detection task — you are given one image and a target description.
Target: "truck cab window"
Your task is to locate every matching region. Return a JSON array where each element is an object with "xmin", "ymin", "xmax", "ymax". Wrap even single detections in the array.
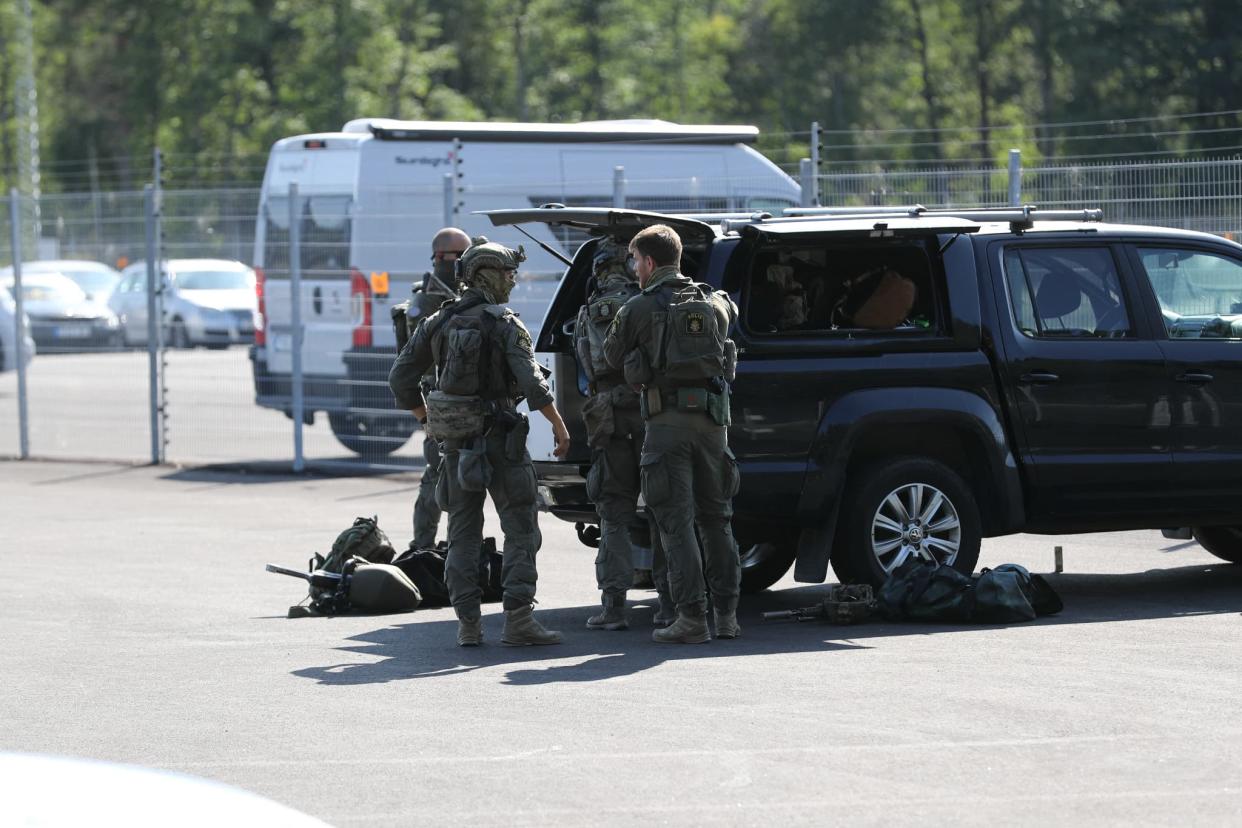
[
  {"xmin": 743, "ymin": 242, "xmax": 936, "ymax": 335},
  {"xmin": 1003, "ymin": 246, "xmax": 1132, "ymax": 338},
  {"xmin": 1136, "ymin": 247, "xmax": 1242, "ymax": 339}
]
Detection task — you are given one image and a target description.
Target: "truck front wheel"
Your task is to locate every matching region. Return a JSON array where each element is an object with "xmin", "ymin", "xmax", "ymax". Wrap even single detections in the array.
[
  {"xmin": 739, "ymin": 539, "xmax": 796, "ymax": 593},
  {"xmin": 329, "ymin": 411, "xmax": 417, "ymax": 460},
  {"xmin": 833, "ymin": 458, "xmax": 981, "ymax": 587},
  {"xmin": 1192, "ymin": 526, "xmax": 1242, "ymax": 564}
]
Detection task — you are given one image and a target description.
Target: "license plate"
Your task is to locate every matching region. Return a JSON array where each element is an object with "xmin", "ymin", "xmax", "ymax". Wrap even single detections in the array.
[{"xmin": 55, "ymin": 323, "xmax": 91, "ymax": 339}]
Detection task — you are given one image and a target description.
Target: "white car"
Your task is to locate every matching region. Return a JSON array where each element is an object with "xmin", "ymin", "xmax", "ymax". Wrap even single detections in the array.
[
  {"xmin": 0, "ymin": 259, "xmax": 123, "ymax": 303},
  {"xmin": 0, "ymin": 285, "xmax": 36, "ymax": 371},
  {"xmin": 110, "ymin": 259, "xmax": 258, "ymax": 348}
]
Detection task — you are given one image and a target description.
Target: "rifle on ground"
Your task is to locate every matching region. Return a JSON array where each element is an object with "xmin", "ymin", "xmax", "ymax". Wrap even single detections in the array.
[
  {"xmin": 763, "ymin": 585, "xmax": 877, "ymax": 625},
  {"xmin": 265, "ymin": 563, "xmax": 352, "ymax": 615}
]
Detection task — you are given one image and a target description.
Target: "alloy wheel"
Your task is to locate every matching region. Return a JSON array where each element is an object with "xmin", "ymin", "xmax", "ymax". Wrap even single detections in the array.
[{"xmin": 869, "ymin": 482, "xmax": 962, "ymax": 573}]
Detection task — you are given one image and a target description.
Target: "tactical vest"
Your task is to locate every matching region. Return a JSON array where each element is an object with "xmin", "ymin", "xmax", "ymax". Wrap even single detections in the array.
[
  {"xmin": 424, "ymin": 296, "xmax": 511, "ymax": 440},
  {"xmin": 575, "ymin": 279, "xmax": 638, "ymax": 385},
  {"xmin": 653, "ymin": 282, "xmax": 736, "ymax": 386}
]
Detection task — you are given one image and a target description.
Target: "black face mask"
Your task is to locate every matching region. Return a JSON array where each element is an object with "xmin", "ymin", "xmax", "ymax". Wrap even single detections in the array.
[{"xmin": 429, "ymin": 259, "xmax": 458, "ymax": 297}]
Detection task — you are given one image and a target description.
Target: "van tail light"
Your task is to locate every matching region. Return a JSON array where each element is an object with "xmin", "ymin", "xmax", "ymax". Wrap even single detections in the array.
[
  {"xmin": 254, "ymin": 266, "xmax": 267, "ymax": 346},
  {"xmin": 350, "ymin": 267, "xmax": 373, "ymax": 347}
]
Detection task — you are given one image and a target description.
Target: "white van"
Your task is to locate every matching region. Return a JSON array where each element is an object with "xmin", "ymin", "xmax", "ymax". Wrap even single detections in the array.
[{"xmin": 250, "ymin": 118, "xmax": 801, "ymax": 459}]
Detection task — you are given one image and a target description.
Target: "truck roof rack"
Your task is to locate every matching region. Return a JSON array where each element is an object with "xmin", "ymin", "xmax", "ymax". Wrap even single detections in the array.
[{"xmin": 776, "ymin": 204, "xmax": 1104, "ymax": 229}]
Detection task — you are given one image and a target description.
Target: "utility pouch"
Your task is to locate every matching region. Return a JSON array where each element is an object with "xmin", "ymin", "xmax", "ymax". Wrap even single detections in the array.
[
  {"xmin": 676, "ymin": 387, "xmax": 709, "ymax": 413},
  {"xmin": 640, "ymin": 387, "xmax": 663, "ymax": 419},
  {"xmin": 391, "ymin": 301, "xmax": 412, "ymax": 354},
  {"xmin": 623, "ymin": 348, "xmax": 652, "ymax": 387},
  {"xmin": 723, "ymin": 339, "xmax": 738, "ymax": 382},
  {"xmin": 424, "ymin": 390, "xmax": 487, "ymax": 441},
  {"xmin": 582, "ymin": 393, "xmax": 617, "ymax": 448},
  {"xmin": 457, "ymin": 437, "xmax": 493, "ymax": 492},
  {"xmin": 706, "ymin": 389, "xmax": 732, "ymax": 427},
  {"xmin": 504, "ymin": 413, "xmax": 530, "ymax": 462}
]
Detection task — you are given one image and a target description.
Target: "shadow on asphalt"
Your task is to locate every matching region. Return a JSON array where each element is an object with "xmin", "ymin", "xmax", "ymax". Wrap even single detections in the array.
[
  {"xmin": 160, "ymin": 458, "xmax": 426, "ymax": 486},
  {"xmin": 290, "ymin": 562, "xmax": 1242, "ymax": 687}
]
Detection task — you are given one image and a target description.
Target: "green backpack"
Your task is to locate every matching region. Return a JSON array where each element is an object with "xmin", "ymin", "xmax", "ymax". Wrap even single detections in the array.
[
  {"xmin": 654, "ymin": 283, "xmax": 735, "ymax": 383},
  {"xmin": 315, "ymin": 516, "xmax": 396, "ymax": 576}
]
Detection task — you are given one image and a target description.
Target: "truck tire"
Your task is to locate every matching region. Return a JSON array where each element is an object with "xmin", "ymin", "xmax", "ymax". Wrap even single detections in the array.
[
  {"xmin": 1192, "ymin": 526, "xmax": 1242, "ymax": 564},
  {"xmin": 329, "ymin": 411, "xmax": 417, "ymax": 460},
  {"xmin": 833, "ymin": 458, "xmax": 981, "ymax": 587},
  {"xmin": 739, "ymin": 539, "xmax": 796, "ymax": 593}
]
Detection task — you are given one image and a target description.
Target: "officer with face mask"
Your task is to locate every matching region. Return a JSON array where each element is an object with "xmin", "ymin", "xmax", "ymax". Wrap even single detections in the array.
[
  {"xmin": 406, "ymin": 227, "xmax": 471, "ymax": 550},
  {"xmin": 390, "ymin": 237, "xmax": 571, "ymax": 647}
]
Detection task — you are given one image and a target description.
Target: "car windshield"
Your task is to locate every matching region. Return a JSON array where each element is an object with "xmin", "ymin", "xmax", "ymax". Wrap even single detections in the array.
[
  {"xmin": 60, "ymin": 270, "xmax": 118, "ymax": 295},
  {"xmin": 175, "ymin": 270, "xmax": 253, "ymax": 290}
]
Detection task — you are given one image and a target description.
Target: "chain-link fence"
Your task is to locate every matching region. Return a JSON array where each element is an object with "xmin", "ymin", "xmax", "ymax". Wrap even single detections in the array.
[{"xmin": 4, "ymin": 154, "xmax": 1242, "ymax": 469}]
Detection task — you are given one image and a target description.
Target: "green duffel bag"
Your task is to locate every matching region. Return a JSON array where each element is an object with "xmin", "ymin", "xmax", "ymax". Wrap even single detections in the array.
[{"xmin": 348, "ymin": 562, "xmax": 422, "ymax": 613}]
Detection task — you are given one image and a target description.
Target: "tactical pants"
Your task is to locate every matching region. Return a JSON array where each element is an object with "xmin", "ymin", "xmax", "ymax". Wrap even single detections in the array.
[
  {"xmin": 438, "ymin": 419, "xmax": 541, "ymax": 617},
  {"xmin": 641, "ymin": 416, "xmax": 741, "ymax": 614},
  {"xmin": 586, "ymin": 406, "xmax": 655, "ymax": 596},
  {"xmin": 412, "ymin": 434, "xmax": 443, "ymax": 549}
]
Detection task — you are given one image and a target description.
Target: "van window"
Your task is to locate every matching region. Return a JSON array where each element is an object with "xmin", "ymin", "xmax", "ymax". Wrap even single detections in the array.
[
  {"xmin": 1003, "ymin": 247, "xmax": 1132, "ymax": 338},
  {"xmin": 264, "ymin": 195, "xmax": 353, "ymax": 276},
  {"xmin": 742, "ymin": 242, "xmax": 937, "ymax": 336}
]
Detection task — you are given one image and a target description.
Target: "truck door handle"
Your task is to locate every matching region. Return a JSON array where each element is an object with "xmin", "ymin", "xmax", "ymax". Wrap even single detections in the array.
[
  {"xmin": 1176, "ymin": 371, "xmax": 1214, "ymax": 384},
  {"xmin": 1019, "ymin": 370, "xmax": 1060, "ymax": 384}
]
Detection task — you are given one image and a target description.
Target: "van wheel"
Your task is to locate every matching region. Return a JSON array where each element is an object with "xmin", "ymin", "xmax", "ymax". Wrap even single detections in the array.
[
  {"xmin": 739, "ymin": 539, "xmax": 795, "ymax": 593},
  {"xmin": 1192, "ymin": 526, "xmax": 1242, "ymax": 563},
  {"xmin": 329, "ymin": 412, "xmax": 417, "ymax": 460},
  {"xmin": 833, "ymin": 458, "xmax": 981, "ymax": 587}
]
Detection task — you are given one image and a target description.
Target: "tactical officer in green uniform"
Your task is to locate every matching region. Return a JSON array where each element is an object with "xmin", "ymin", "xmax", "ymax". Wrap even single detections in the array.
[
  {"xmin": 574, "ymin": 238, "xmax": 675, "ymax": 631},
  {"xmin": 409, "ymin": 227, "xmax": 471, "ymax": 550},
  {"xmin": 390, "ymin": 238, "xmax": 571, "ymax": 647},
  {"xmin": 603, "ymin": 224, "xmax": 742, "ymax": 644}
]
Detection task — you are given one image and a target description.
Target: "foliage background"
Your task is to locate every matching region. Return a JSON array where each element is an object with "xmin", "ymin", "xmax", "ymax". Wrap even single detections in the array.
[{"xmin": 2, "ymin": 0, "xmax": 1241, "ymax": 191}]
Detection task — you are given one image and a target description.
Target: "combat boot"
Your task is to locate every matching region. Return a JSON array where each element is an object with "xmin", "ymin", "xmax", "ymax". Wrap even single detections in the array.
[
  {"xmin": 456, "ymin": 614, "xmax": 483, "ymax": 647},
  {"xmin": 586, "ymin": 592, "xmax": 629, "ymax": 631},
  {"xmin": 652, "ymin": 592, "xmax": 677, "ymax": 628},
  {"xmin": 502, "ymin": 605, "xmax": 564, "ymax": 646},
  {"xmin": 714, "ymin": 596, "xmax": 741, "ymax": 640},
  {"xmin": 652, "ymin": 611, "xmax": 711, "ymax": 644}
]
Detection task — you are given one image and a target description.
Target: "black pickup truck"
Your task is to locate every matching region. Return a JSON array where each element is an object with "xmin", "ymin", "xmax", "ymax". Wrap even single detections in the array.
[{"xmin": 487, "ymin": 205, "xmax": 1242, "ymax": 590}]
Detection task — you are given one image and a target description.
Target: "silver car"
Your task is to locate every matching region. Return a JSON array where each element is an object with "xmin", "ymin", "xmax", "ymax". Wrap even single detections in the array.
[
  {"xmin": 111, "ymin": 259, "xmax": 258, "ymax": 348},
  {"xmin": 0, "ymin": 284, "xmax": 36, "ymax": 371},
  {"xmin": 0, "ymin": 260, "xmax": 123, "ymax": 304}
]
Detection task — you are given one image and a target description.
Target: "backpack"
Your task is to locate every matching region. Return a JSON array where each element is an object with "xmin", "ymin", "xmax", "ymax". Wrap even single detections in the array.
[
  {"xmin": 315, "ymin": 516, "xmax": 395, "ymax": 576},
  {"xmin": 654, "ymin": 283, "xmax": 735, "ymax": 384},
  {"xmin": 575, "ymin": 279, "xmax": 638, "ymax": 383}
]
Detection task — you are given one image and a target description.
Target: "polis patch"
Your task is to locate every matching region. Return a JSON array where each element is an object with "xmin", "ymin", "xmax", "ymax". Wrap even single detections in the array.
[{"xmin": 685, "ymin": 311, "xmax": 706, "ymax": 335}]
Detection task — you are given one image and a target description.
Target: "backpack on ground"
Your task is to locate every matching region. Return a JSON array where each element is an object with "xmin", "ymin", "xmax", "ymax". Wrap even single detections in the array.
[{"xmin": 878, "ymin": 558, "xmax": 1062, "ymax": 623}]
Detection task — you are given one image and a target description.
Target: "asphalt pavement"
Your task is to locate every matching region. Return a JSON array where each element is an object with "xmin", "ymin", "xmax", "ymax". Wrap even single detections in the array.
[{"xmin": 1, "ymin": 459, "xmax": 1240, "ymax": 826}]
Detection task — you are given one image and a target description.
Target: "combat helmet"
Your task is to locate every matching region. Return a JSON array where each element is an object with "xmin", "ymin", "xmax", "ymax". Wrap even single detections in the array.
[
  {"xmin": 592, "ymin": 236, "xmax": 630, "ymax": 279},
  {"xmin": 456, "ymin": 236, "xmax": 526, "ymax": 303}
]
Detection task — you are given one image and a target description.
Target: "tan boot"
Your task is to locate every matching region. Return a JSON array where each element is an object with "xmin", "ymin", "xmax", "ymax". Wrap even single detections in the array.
[
  {"xmin": 652, "ymin": 612, "xmax": 711, "ymax": 644},
  {"xmin": 586, "ymin": 593, "xmax": 629, "ymax": 631},
  {"xmin": 713, "ymin": 611, "xmax": 741, "ymax": 639},
  {"xmin": 456, "ymin": 615, "xmax": 483, "ymax": 647},
  {"xmin": 502, "ymin": 605, "xmax": 564, "ymax": 646}
]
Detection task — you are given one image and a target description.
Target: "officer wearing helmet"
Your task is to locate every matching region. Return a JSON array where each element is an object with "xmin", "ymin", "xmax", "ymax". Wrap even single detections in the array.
[
  {"xmin": 574, "ymin": 237, "xmax": 673, "ymax": 631},
  {"xmin": 408, "ymin": 226, "xmax": 471, "ymax": 550},
  {"xmin": 390, "ymin": 237, "xmax": 571, "ymax": 647}
]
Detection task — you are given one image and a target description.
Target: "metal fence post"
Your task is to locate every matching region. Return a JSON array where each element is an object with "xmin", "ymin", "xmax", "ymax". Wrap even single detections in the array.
[
  {"xmin": 1008, "ymin": 149, "xmax": 1022, "ymax": 206},
  {"xmin": 809, "ymin": 121, "xmax": 821, "ymax": 206},
  {"xmin": 288, "ymin": 182, "xmax": 305, "ymax": 473},
  {"xmin": 442, "ymin": 173, "xmax": 453, "ymax": 228},
  {"xmin": 143, "ymin": 183, "xmax": 163, "ymax": 464},
  {"xmin": 612, "ymin": 166, "xmax": 626, "ymax": 208},
  {"xmin": 799, "ymin": 158, "xmax": 814, "ymax": 207},
  {"xmin": 9, "ymin": 189, "xmax": 30, "ymax": 459}
]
